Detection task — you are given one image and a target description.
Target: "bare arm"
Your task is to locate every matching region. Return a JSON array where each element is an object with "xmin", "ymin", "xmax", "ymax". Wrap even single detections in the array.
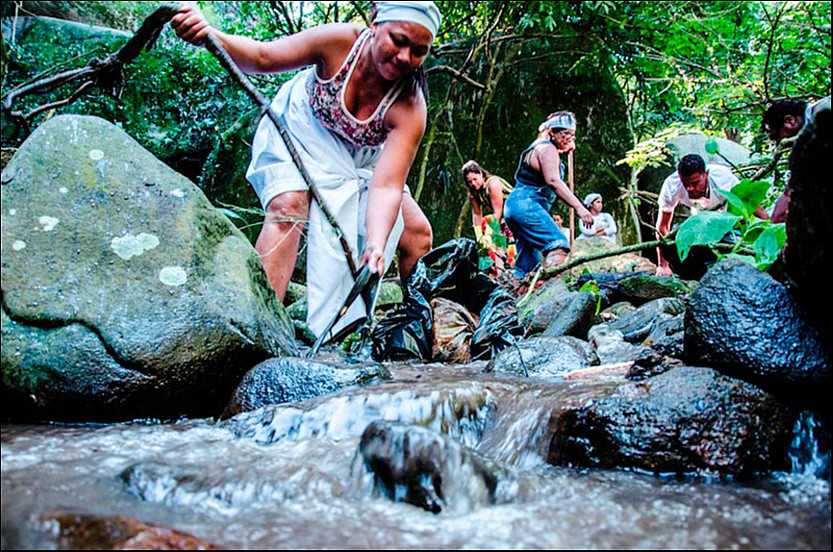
[
  {"xmin": 487, "ymin": 177, "xmax": 505, "ymax": 221},
  {"xmin": 361, "ymin": 96, "xmax": 427, "ymax": 274},
  {"xmin": 171, "ymin": 3, "xmax": 357, "ymax": 75},
  {"xmin": 469, "ymin": 191, "xmax": 483, "ymax": 231},
  {"xmin": 535, "ymin": 145, "xmax": 593, "ymax": 227},
  {"xmin": 655, "ymin": 209, "xmax": 674, "ymax": 276}
]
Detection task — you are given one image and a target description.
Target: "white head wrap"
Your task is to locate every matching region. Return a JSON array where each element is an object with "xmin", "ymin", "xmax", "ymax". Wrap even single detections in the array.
[
  {"xmin": 374, "ymin": 1, "xmax": 442, "ymax": 38},
  {"xmin": 584, "ymin": 193, "xmax": 602, "ymax": 208},
  {"xmin": 539, "ymin": 112, "xmax": 577, "ymax": 132}
]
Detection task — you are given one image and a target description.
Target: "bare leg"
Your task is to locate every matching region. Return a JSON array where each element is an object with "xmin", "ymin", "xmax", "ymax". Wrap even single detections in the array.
[
  {"xmin": 542, "ymin": 248, "xmax": 569, "ymax": 269},
  {"xmin": 255, "ymin": 191, "xmax": 310, "ymax": 301},
  {"xmin": 397, "ymin": 194, "xmax": 433, "ymax": 281}
]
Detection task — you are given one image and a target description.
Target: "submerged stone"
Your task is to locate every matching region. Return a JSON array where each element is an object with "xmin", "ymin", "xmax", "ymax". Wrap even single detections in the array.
[
  {"xmin": 357, "ymin": 421, "xmax": 513, "ymax": 514},
  {"xmin": 548, "ymin": 366, "xmax": 791, "ymax": 476},
  {"xmin": 37, "ymin": 511, "xmax": 221, "ymax": 550}
]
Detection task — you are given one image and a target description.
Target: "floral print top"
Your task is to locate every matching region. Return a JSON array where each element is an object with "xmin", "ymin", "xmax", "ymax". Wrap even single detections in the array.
[{"xmin": 307, "ymin": 29, "xmax": 406, "ymax": 148}]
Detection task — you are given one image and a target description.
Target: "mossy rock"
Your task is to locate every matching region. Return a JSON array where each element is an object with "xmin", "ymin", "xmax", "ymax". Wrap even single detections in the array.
[{"xmin": 1, "ymin": 115, "xmax": 296, "ymax": 422}]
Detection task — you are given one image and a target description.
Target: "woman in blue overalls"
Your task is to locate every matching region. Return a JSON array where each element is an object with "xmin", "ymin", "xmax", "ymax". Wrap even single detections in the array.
[{"xmin": 504, "ymin": 112, "xmax": 594, "ymax": 278}]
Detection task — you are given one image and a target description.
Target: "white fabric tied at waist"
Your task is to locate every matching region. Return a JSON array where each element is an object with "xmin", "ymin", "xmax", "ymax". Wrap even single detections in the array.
[{"xmin": 246, "ymin": 68, "xmax": 404, "ymax": 337}]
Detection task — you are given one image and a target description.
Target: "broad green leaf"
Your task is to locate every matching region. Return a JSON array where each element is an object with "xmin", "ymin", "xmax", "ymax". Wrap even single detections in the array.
[
  {"xmin": 742, "ymin": 221, "xmax": 769, "ymax": 243},
  {"xmin": 704, "ymin": 139, "xmax": 720, "ymax": 154},
  {"xmin": 578, "ymin": 280, "xmax": 602, "ymax": 315},
  {"xmin": 717, "ymin": 189, "xmax": 748, "ymax": 217},
  {"xmin": 676, "ymin": 211, "xmax": 741, "ymax": 261},
  {"xmin": 729, "ymin": 179, "xmax": 771, "ymax": 214},
  {"xmin": 753, "ymin": 224, "xmax": 787, "ymax": 267}
]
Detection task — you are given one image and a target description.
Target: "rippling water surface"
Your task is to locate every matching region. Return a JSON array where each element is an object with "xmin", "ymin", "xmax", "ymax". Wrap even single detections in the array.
[{"xmin": 2, "ymin": 365, "xmax": 830, "ymax": 549}]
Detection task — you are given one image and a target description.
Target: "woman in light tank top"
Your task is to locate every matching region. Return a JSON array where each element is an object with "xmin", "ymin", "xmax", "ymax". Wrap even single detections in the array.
[{"xmin": 173, "ymin": 2, "xmax": 441, "ymax": 337}]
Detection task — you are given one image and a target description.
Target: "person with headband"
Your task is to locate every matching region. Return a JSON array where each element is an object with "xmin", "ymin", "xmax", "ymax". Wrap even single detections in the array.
[
  {"xmin": 503, "ymin": 111, "xmax": 593, "ymax": 278},
  {"xmin": 171, "ymin": 1, "xmax": 441, "ymax": 337},
  {"xmin": 576, "ymin": 192, "xmax": 617, "ymax": 244}
]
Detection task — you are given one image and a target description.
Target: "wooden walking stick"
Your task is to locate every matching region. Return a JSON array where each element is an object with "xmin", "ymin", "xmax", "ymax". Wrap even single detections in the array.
[{"xmin": 568, "ymin": 150, "xmax": 575, "ymax": 245}]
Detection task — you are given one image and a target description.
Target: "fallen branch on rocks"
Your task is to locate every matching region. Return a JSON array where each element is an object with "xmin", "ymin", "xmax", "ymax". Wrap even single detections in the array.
[{"xmin": 563, "ymin": 362, "xmax": 634, "ymax": 380}]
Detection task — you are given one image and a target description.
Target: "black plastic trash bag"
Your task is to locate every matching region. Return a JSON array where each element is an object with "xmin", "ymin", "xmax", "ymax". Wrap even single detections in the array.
[
  {"xmin": 470, "ymin": 286, "xmax": 523, "ymax": 361},
  {"xmin": 372, "ymin": 239, "xmax": 521, "ymax": 362}
]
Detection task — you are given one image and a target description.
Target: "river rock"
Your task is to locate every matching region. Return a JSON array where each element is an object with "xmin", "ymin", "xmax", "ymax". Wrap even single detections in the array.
[
  {"xmin": 540, "ymin": 291, "xmax": 598, "ymax": 339},
  {"xmin": 588, "ymin": 324, "xmax": 648, "ymax": 364},
  {"xmin": 613, "ymin": 275, "xmax": 694, "ymax": 306},
  {"xmin": 644, "ymin": 313, "xmax": 684, "ymax": 357},
  {"xmin": 517, "ymin": 278, "xmax": 571, "ymax": 329},
  {"xmin": 598, "ymin": 301, "xmax": 636, "ymax": 323},
  {"xmin": 1, "ymin": 115, "xmax": 296, "ymax": 422},
  {"xmin": 486, "ymin": 336, "xmax": 598, "ymax": 379},
  {"xmin": 575, "ymin": 272, "xmax": 650, "ymax": 308},
  {"xmin": 548, "ymin": 366, "xmax": 791, "ymax": 476},
  {"xmin": 609, "ymin": 297, "xmax": 686, "ymax": 343},
  {"xmin": 36, "ymin": 511, "xmax": 220, "ymax": 550},
  {"xmin": 357, "ymin": 421, "xmax": 514, "ymax": 514},
  {"xmin": 685, "ymin": 259, "xmax": 831, "ymax": 394},
  {"xmin": 376, "ymin": 280, "xmax": 404, "ymax": 308},
  {"xmin": 567, "ymin": 237, "xmax": 657, "ymax": 276},
  {"xmin": 284, "ymin": 282, "xmax": 306, "ymax": 306},
  {"xmin": 223, "ymin": 357, "xmax": 389, "ymax": 417}
]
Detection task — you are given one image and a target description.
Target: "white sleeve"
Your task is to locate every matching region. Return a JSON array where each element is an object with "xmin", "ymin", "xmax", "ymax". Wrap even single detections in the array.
[
  {"xmin": 658, "ymin": 177, "xmax": 679, "ymax": 213},
  {"xmin": 709, "ymin": 164, "xmax": 739, "ymax": 193},
  {"xmin": 603, "ymin": 214, "xmax": 617, "ymax": 236}
]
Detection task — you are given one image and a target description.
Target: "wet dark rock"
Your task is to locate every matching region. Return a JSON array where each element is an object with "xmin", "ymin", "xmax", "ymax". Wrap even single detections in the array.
[
  {"xmin": 357, "ymin": 421, "xmax": 512, "ymax": 514},
  {"xmin": 784, "ymin": 109, "xmax": 831, "ymax": 337},
  {"xmin": 685, "ymin": 259, "xmax": 831, "ymax": 394},
  {"xmin": 548, "ymin": 366, "xmax": 792, "ymax": 476},
  {"xmin": 613, "ymin": 275, "xmax": 694, "ymax": 306},
  {"xmin": 609, "ymin": 298, "xmax": 686, "ymax": 343},
  {"xmin": 540, "ymin": 291, "xmax": 598, "ymax": 340},
  {"xmin": 626, "ymin": 348, "xmax": 683, "ymax": 381},
  {"xmin": 588, "ymin": 324, "xmax": 648, "ymax": 364},
  {"xmin": 486, "ymin": 336, "xmax": 598, "ymax": 379},
  {"xmin": 37, "ymin": 511, "xmax": 221, "ymax": 550},
  {"xmin": 286, "ymin": 298, "xmax": 307, "ymax": 321},
  {"xmin": 576, "ymin": 272, "xmax": 650, "ymax": 307},
  {"xmin": 644, "ymin": 314, "xmax": 685, "ymax": 358},
  {"xmin": 1, "ymin": 116, "xmax": 296, "ymax": 422},
  {"xmin": 224, "ymin": 357, "xmax": 389, "ymax": 417}
]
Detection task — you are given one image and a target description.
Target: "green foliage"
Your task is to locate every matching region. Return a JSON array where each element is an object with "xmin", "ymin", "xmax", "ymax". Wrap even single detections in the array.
[
  {"xmin": 578, "ymin": 279, "xmax": 602, "ymax": 316},
  {"xmin": 676, "ymin": 211, "xmax": 741, "ymax": 262},
  {"xmin": 675, "ymin": 179, "xmax": 787, "ymax": 270}
]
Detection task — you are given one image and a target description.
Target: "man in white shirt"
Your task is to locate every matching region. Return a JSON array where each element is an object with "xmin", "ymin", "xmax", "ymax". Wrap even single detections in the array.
[{"xmin": 655, "ymin": 154, "xmax": 767, "ymax": 277}]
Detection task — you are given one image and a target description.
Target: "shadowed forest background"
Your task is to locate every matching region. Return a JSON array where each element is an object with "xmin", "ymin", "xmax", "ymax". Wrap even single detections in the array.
[{"xmin": 1, "ymin": 1, "xmax": 830, "ymax": 248}]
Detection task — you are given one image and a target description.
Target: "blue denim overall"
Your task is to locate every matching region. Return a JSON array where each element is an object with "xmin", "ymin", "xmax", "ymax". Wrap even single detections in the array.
[{"xmin": 503, "ymin": 139, "xmax": 571, "ymax": 278}]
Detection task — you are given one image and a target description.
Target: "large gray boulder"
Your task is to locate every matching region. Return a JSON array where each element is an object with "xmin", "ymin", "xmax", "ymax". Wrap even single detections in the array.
[
  {"xmin": 548, "ymin": 367, "xmax": 791, "ymax": 476},
  {"xmin": 1, "ymin": 115, "xmax": 296, "ymax": 421},
  {"xmin": 685, "ymin": 259, "xmax": 830, "ymax": 393}
]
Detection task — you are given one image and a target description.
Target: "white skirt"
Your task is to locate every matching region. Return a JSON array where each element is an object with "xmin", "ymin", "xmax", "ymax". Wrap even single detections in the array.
[{"xmin": 246, "ymin": 68, "xmax": 404, "ymax": 338}]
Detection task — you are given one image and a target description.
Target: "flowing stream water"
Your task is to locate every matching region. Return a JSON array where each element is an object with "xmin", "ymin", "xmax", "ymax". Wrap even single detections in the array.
[{"xmin": 2, "ymin": 364, "xmax": 830, "ymax": 549}]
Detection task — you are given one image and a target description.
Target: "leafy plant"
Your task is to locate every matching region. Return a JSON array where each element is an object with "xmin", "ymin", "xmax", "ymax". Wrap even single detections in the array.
[{"xmin": 675, "ymin": 179, "xmax": 786, "ymax": 270}]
